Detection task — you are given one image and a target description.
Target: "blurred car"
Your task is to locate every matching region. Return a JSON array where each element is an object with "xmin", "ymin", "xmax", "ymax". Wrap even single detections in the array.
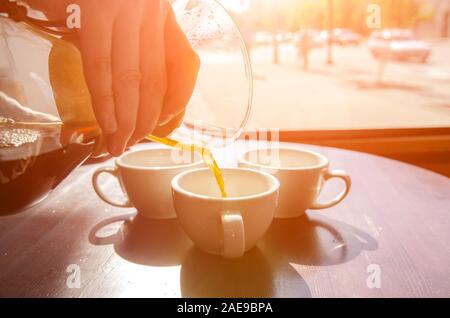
[
  {"xmin": 276, "ymin": 32, "xmax": 294, "ymax": 44},
  {"xmin": 293, "ymin": 29, "xmax": 327, "ymax": 48},
  {"xmin": 253, "ymin": 31, "xmax": 273, "ymax": 45},
  {"xmin": 331, "ymin": 28, "xmax": 362, "ymax": 45},
  {"xmin": 368, "ymin": 29, "xmax": 431, "ymax": 63},
  {"xmin": 253, "ymin": 31, "xmax": 293, "ymax": 45}
]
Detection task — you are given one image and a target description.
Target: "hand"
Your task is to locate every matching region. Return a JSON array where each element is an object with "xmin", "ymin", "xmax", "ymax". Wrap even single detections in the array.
[{"xmin": 76, "ymin": 0, "xmax": 199, "ymax": 155}]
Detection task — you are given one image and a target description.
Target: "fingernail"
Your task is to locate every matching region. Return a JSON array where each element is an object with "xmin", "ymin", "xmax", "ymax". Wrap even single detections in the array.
[
  {"xmin": 159, "ymin": 114, "xmax": 176, "ymax": 126},
  {"xmin": 103, "ymin": 119, "xmax": 118, "ymax": 135},
  {"xmin": 107, "ymin": 141, "xmax": 125, "ymax": 157},
  {"xmin": 127, "ymin": 138, "xmax": 139, "ymax": 148}
]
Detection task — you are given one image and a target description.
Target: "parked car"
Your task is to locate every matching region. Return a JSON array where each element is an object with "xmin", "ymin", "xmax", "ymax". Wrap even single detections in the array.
[
  {"xmin": 331, "ymin": 28, "xmax": 362, "ymax": 45},
  {"xmin": 293, "ymin": 29, "xmax": 327, "ymax": 48},
  {"xmin": 276, "ymin": 32, "xmax": 294, "ymax": 44},
  {"xmin": 253, "ymin": 31, "xmax": 294, "ymax": 46},
  {"xmin": 368, "ymin": 29, "xmax": 431, "ymax": 63},
  {"xmin": 253, "ymin": 31, "xmax": 273, "ymax": 46}
]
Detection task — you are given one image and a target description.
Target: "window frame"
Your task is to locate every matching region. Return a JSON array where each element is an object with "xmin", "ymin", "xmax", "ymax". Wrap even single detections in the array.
[{"xmin": 246, "ymin": 126, "xmax": 450, "ymax": 177}]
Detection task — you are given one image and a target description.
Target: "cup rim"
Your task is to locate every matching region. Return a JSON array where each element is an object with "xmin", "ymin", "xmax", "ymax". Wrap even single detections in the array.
[
  {"xmin": 116, "ymin": 148, "xmax": 203, "ymax": 171},
  {"xmin": 238, "ymin": 147, "xmax": 329, "ymax": 171},
  {"xmin": 171, "ymin": 167, "xmax": 280, "ymax": 202}
]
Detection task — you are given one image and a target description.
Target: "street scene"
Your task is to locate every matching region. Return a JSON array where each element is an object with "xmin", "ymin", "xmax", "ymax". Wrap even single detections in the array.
[
  {"xmin": 220, "ymin": 0, "xmax": 450, "ymax": 130},
  {"xmin": 247, "ymin": 38, "xmax": 450, "ymax": 130}
]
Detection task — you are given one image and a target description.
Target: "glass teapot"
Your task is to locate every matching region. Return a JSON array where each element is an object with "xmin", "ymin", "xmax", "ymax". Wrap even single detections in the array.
[{"xmin": 0, "ymin": 0, "xmax": 253, "ymax": 215}]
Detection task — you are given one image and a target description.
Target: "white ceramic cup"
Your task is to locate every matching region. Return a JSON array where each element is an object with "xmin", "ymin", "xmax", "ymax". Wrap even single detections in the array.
[
  {"xmin": 172, "ymin": 168, "xmax": 280, "ymax": 258},
  {"xmin": 92, "ymin": 148, "xmax": 203, "ymax": 219},
  {"xmin": 238, "ymin": 148, "xmax": 351, "ymax": 219}
]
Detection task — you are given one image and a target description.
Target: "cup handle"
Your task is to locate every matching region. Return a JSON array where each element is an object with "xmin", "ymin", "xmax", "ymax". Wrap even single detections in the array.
[
  {"xmin": 310, "ymin": 169, "xmax": 351, "ymax": 210},
  {"xmin": 88, "ymin": 212, "xmax": 137, "ymax": 246},
  {"xmin": 92, "ymin": 167, "xmax": 132, "ymax": 208},
  {"xmin": 221, "ymin": 210, "xmax": 245, "ymax": 258}
]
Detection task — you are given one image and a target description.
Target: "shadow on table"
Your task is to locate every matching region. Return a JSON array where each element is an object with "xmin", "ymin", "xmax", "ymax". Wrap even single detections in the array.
[
  {"xmin": 88, "ymin": 212, "xmax": 312, "ymax": 297},
  {"xmin": 259, "ymin": 213, "xmax": 378, "ymax": 266},
  {"xmin": 89, "ymin": 212, "xmax": 192, "ymax": 266},
  {"xmin": 180, "ymin": 247, "xmax": 311, "ymax": 298},
  {"xmin": 88, "ymin": 211, "xmax": 375, "ymax": 297}
]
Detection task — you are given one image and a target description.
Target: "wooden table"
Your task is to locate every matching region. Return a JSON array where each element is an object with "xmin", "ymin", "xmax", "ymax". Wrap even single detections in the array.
[{"xmin": 0, "ymin": 142, "xmax": 449, "ymax": 298}]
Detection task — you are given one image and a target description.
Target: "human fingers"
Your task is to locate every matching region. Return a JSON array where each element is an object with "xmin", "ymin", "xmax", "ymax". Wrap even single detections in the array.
[
  {"xmin": 78, "ymin": 1, "xmax": 118, "ymax": 135},
  {"xmin": 106, "ymin": 0, "xmax": 145, "ymax": 155},
  {"xmin": 128, "ymin": 0, "xmax": 167, "ymax": 146}
]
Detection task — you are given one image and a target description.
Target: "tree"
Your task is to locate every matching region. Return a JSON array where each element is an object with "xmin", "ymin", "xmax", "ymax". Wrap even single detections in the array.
[
  {"xmin": 326, "ymin": 0, "xmax": 334, "ymax": 65},
  {"xmin": 244, "ymin": 0, "xmax": 425, "ymax": 33},
  {"xmin": 443, "ymin": 9, "xmax": 449, "ymax": 37}
]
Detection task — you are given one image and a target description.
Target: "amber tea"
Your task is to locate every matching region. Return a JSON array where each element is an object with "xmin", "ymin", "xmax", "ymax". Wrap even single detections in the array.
[
  {"xmin": 146, "ymin": 135, "xmax": 227, "ymax": 198},
  {"xmin": 0, "ymin": 118, "xmax": 228, "ymax": 215},
  {"xmin": 0, "ymin": 125, "xmax": 95, "ymax": 215}
]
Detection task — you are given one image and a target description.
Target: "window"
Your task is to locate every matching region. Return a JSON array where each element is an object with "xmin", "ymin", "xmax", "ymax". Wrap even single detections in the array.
[
  {"xmin": 221, "ymin": 0, "xmax": 450, "ymax": 175},
  {"xmin": 218, "ymin": 0, "xmax": 450, "ymax": 131}
]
